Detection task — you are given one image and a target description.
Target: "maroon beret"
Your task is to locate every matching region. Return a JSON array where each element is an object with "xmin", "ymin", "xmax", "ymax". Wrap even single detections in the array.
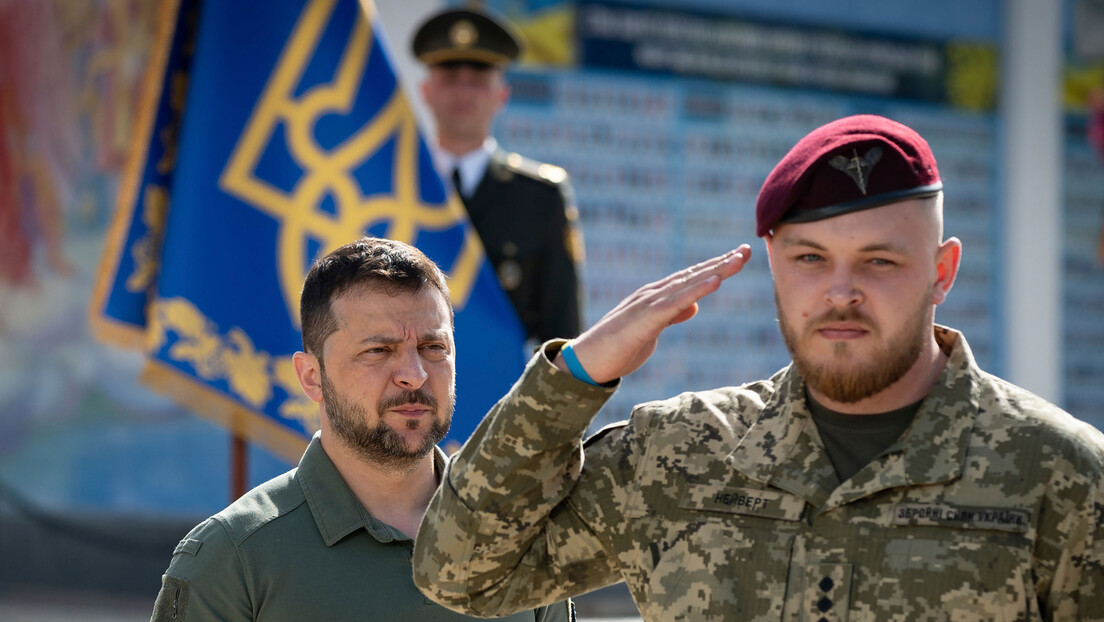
[{"xmin": 755, "ymin": 115, "xmax": 942, "ymax": 237}]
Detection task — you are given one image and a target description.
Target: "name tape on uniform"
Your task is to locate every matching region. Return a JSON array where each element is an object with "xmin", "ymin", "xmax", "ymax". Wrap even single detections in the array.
[
  {"xmin": 893, "ymin": 503, "xmax": 1030, "ymax": 533},
  {"xmin": 681, "ymin": 485, "xmax": 805, "ymax": 521}
]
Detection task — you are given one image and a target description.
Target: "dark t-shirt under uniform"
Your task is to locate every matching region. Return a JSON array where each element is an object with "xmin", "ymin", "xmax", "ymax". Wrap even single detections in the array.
[{"xmin": 807, "ymin": 391, "xmax": 922, "ymax": 483}]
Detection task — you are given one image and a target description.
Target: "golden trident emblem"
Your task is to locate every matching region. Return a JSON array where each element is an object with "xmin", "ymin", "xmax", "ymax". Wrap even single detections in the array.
[{"xmin": 220, "ymin": 0, "xmax": 482, "ymax": 325}]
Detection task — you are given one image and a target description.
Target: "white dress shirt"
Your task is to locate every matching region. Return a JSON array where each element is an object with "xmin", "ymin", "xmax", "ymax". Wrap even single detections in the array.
[{"xmin": 431, "ymin": 137, "xmax": 497, "ymax": 199}]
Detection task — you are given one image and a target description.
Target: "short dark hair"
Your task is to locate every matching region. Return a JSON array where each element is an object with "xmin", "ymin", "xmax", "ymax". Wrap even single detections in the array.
[{"xmin": 300, "ymin": 237, "xmax": 452, "ymax": 358}]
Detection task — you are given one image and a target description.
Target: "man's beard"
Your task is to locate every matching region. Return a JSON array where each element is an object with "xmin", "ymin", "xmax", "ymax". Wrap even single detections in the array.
[
  {"xmin": 321, "ymin": 369, "xmax": 452, "ymax": 470},
  {"xmin": 777, "ymin": 290, "xmax": 931, "ymax": 404}
]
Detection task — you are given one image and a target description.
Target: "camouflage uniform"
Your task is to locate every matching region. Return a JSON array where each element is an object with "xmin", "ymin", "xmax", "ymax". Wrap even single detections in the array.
[{"xmin": 414, "ymin": 326, "xmax": 1104, "ymax": 621}]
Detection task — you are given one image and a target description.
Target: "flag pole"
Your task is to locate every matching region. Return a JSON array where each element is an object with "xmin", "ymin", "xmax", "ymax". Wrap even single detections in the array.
[{"xmin": 231, "ymin": 434, "xmax": 247, "ymax": 501}]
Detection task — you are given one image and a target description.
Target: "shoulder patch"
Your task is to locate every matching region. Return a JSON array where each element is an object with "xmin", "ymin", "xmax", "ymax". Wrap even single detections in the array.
[
  {"xmin": 150, "ymin": 574, "xmax": 190, "ymax": 621},
  {"xmin": 173, "ymin": 538, "xmax": 203, "ymax": 556}
]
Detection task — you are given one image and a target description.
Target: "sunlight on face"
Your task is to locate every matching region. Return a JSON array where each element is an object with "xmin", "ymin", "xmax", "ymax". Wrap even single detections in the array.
[
  {"xmin": 777, "ymin": 287, "xmax": 932, "ymax": 403},
  {"xmin": 320, "ymin": 286, "xmax": 456, "ymax": 469},
  {"xmin": 768, "ymin": 197, "xmax": 945, "ymax": 404},
  {"xmin": 321, "ymin": 366, "xmax": 452, "ymax": 469}
]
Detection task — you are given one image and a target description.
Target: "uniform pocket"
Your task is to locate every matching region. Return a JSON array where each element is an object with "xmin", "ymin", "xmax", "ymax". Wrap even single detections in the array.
[
  {"xmin": 875, "ymin": 532, "xmax": 1040, "ymax": 621},
  {"xmin": 640, "ymin": 517, "xmax": 794, "ymax": 621}
]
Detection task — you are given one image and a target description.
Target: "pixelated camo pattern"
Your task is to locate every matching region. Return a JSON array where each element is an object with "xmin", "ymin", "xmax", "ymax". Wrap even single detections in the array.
[{"xmin": 413, "ymin": 328, "xmax": 1104, "ymax": 621}]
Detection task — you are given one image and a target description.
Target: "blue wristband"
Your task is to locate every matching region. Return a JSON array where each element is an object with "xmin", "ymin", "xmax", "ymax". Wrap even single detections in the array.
[{"xmin": 560, "ymin": 342, "xmax": 600, "ymax": 386}]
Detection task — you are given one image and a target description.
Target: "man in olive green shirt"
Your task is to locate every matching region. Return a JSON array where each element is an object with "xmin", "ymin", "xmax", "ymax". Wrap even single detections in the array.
[{"xmin": 151, "ymin": 238, "xmax": 573, "ymax": 622}]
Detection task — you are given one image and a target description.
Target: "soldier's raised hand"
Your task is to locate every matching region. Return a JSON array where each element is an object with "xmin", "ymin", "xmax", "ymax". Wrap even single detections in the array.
[{"xmin": 556, "ymin": 245, "xmax": 752, "ymax": 384}]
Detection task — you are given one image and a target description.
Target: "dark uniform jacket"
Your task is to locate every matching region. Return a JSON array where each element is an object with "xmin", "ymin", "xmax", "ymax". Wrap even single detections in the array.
[{"xmin": 460, "ymin": 148, "xmax": 584, "ymax": 344}]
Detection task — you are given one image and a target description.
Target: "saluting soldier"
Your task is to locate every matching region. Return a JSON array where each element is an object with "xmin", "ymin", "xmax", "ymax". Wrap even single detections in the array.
[
  {"xmin": 413, "ymin": 115, "xmax": 1104, "ymax": 620},
  {"xmin": 412, "ymin": 6, "xmax": 584, "ymax": 347}
]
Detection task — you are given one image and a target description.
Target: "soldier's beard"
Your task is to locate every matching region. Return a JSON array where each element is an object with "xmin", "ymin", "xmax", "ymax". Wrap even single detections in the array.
[
  {"xmin": 776, "ymin": 290, "xmax": 931, "ymax": 404},
  {"xmin": 321, "ymin": 368, "xmax": 452, "ymax": 471}
]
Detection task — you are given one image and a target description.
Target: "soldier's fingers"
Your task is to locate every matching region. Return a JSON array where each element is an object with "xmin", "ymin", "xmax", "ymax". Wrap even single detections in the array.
[
  {"xmin": 708, "ymin": 245, "xmax": 752, "ymax": 281},
  {"xmin": 656, "ymin": 246, "xmax": 752, "ymax": 323},
  {"xmin": 595, "ymin": 245, "xmax": 751, "ymax": 335},
  {"xmin": 667, "ymin": 301, "xmax": 700, "ymax": 326},
  {"xmin": 648, "ymin": 246, "xmax": 751, "ymax": 303},
  {"xmin": 619, "ymin": 246, "xmax": 750, "ymax": 313},
  {"xmin": 662, "ymin": 269, "xmax": 724, "ymax": 315},
  {"xmin": 654, "ymin": 245, "xmax": 752, "ymax": 291}
]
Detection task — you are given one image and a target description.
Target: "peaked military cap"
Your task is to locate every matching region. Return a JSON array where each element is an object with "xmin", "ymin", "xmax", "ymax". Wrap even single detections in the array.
[
  {"xmin": 755, "ymin": 114, "xmax": 943, "ymax": 237},
  {"xmin": 411, "ymin": 7, "xmax": 525, "ymax": 67}
]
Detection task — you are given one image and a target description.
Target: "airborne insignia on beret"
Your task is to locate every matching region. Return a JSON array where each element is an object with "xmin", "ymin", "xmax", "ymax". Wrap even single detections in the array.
[{"xmin": 829, "ymin": 146, "xmax": 882, "ymax": 195}]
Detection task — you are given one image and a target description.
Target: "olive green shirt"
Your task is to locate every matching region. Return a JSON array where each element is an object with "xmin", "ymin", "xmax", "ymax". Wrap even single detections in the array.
[
  {"xmin": 414, "ymin": 326, "xmax": 1104, "ymax": 621},
  {"xmin": 152, "ymin": 435, "xmax": 573, "ymax": 622}
]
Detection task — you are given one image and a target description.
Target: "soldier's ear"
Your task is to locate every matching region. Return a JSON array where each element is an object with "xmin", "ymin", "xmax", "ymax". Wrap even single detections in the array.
[
  {"xmin": 292, "ymin": 351, "xmax": 324, "ymax": 403},
  {"xmin": 932, "ymin": 237, "xmax": 962, "ymax": 305}
]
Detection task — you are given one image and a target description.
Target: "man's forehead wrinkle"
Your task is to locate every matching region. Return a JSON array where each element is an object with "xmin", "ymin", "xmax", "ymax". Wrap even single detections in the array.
[
  {"xmin": 346, "ymin": 317, "xmax": 451, "ymax": 345},
  {"xmin": 355, "ymin": 333, "xmax": 403, "ymax": 346}
]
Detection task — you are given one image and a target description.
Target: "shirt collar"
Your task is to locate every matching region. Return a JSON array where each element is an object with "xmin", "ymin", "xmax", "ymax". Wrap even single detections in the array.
[
  {"xmin": 727, "ymin": 326, "xmax": 980, "ymax": 509},
  {"xmin": 296, "ymin": 434, "xmax": 449, "ymax": 546},
  {"xmin": 432, "ymin": 137, "xmax": 496, "ymax": 198}
]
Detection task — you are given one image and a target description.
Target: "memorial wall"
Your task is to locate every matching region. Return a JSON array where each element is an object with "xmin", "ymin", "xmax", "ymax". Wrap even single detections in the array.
[{"xmin": 496, "ymin": 0, "xmax": 1005, "ymax": 428}]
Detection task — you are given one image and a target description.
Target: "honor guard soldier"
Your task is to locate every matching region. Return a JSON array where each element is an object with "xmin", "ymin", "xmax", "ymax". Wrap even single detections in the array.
[{"xmin": 413, "ymin": 6, "xmax": 584, "ymax": 347}]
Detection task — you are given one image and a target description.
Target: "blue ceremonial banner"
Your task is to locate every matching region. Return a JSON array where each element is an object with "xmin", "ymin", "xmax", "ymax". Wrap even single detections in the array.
[{"xmin": 91, "ymin": 0, "xmax": 527, "ymax": 460}]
